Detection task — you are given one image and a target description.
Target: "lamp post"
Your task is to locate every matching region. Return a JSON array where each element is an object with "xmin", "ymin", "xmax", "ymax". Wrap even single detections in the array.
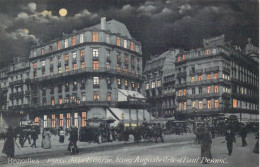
[{"xmin": 19, "ymin": 110, "xmax": 23, "ymax": 126}]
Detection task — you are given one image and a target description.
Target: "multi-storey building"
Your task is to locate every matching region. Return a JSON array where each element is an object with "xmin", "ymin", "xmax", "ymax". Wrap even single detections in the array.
[
  {"xmin": 27, "ymin": 17, "xmax": 147, "ymax": 128},
  {"xmin": 175, "ymin": 35, "xmax": 259, "ymax": 122},
  {"xmin": 144, "ymin": 49, "xmax": 179, "ymax": 118}
]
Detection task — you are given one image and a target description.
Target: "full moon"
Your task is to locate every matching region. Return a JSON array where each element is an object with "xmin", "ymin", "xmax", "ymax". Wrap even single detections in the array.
[{"xmin": 59, "ymin": 8, "xmax": 67, "ymax": 17}]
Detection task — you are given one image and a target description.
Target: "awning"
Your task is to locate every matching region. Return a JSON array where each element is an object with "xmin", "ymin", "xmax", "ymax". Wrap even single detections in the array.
[{"xmin": 118, "ymin": 89, "xmax": 145, "ymax": 101}]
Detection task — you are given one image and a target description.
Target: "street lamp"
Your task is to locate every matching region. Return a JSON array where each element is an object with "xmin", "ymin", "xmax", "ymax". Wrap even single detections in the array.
[{"xmin": 19, "ymin": 110, "xmax": 23, "ymax": 126}]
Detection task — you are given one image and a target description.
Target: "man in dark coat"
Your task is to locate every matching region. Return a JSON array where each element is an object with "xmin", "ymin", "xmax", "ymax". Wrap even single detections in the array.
[
  {"xmin": 155, "ymin": 124, "xmax": 164, "ymax": 143},
  {"xmin": 240, "ymin": 125, "xmax": 247, "ymax": 147},
  {"xmin": 2, "ymin": 127, "xmax": 15, "ymax": 158},
  {"xmin": 200, "ymin": 127, "xmax": 212, "ymax": 164},
  {"xmin": 225, "ymin": 128, "xmax": 236, "ymax": 155},
  {"xmin": 68, "ymin": 126, "xmax": 79, "ymax": 154},
  {"xmin": 31, "ymin": 129, "xmax": 38, "ymax": 148}
]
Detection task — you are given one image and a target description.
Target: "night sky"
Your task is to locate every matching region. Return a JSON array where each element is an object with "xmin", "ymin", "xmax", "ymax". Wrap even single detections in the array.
[{"xmin": 0, "ymin": 0, "xmax": 258, "ymax": 68}]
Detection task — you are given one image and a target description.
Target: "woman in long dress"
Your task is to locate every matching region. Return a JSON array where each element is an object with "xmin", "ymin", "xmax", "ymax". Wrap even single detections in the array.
[
  {"xmin": 200, "ymin": 127, "xmax": 212, "ymax": 164},
  {"xmin": 43, "ymin": 131, "xmax": 51, "ymax": 149},
  {"xmin": 2, "ymin": 127, "xmax": 15, "ymax": 158}
]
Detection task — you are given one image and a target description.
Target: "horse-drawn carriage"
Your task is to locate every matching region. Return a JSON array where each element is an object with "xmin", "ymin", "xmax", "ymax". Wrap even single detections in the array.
[
  {"xmin": 79, "ymin": 117, "xmax": 116, "ymax": 144},
  {"xmin": 166, "ymin": 120, "xmax": 187, "ymax": 135}
]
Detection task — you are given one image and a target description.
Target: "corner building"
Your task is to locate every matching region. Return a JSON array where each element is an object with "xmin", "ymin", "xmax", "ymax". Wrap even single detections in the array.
[
  {"xmin": 175, "ymin": 35, "xmax": 259, "ymax": 122},
  {"xmin": 28, "ymin": 17, "xmax": 144, "ymax": 128}
]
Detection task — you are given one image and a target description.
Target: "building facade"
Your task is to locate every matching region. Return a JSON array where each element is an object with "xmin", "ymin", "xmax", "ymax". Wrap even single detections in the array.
[{"xmin": 175, "ymin": 35, "xmax": 259, "ymax": 122}]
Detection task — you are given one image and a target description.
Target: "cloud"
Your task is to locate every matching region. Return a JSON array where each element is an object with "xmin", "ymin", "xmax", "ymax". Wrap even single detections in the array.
[
  {"xmin": 179, "ymin": 4, "xmax": 191, "ymax": 14},
  {"xmin": 28, "ymin": 3, "xmax": 37, "ymax": 13}
]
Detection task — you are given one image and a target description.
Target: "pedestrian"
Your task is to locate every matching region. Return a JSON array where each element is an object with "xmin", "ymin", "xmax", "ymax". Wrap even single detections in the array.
[
  {"xmin": 42, "ymin": 130, "xmax": 51, "ymax": 149},
  {"xmin": 253, "ymin": 132, "xmax": 259, "ymax": 154},
  {"xmin": 68, "ymin": 126, "xmax": 79, "ymax": 154},
  {"xmin": 200, "ymin": 127, "xmax": 212, "ymax": 164},
  {"xmin": 2, "ymin": 127, "xmax": 15, "ymax": 158},
  {"xmin": 59, "ymin": 128, "xmax": 65, "ymax": 143},
  {"xmin": 19, "ymin": 129, "xmax": 25, "ymax": 148},
  {"xmin": 225, "ymin": 127, "xmax": 236, "ymax": 155},
  {"xmin": 31, "ymin": 129, "xmax": 38, "ymax": 148},
  {"xmin": 155, "ymin": 124, "xmax": 164, "ymax": 143},
  {"xmin": 240, "ymin": 124, "xmax": 247, "ymax": 147},
  {"xmin": 23, "ymin": 131, "xmax": 31, "ymax": 145},
  {"xmin": 195, "ymin": 125, "xmax": 203, "ymax": 144},
  {"xmin": 210, "ymin": 125, "xmax": 215, "ymax": 139}
]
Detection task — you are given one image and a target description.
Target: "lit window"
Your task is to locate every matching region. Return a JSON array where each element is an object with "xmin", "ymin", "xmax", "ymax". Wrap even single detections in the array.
[
  {"xmin": 183, "ymin": 102, "xmax": 187, "ymax": 110},
  {"xmin": 116, "ymin": 66, "xmax": 120, "ymax": 72},
  {"xmin": 130, "ymin": 42, "xmax": 134, "ymax": 51},
  {"xmin": 58, "ymin": 67, "xmax": 62, "ymax": 73},
  {"xmin": 117, "ymin": 79, "xmax": 121, "ymax": 85},
  {"xmin": 207, "ymin": 100, "xmax": 211, "ymax": 109},
  {"xmin": 80, "ymin": 50, "xmax": 84, "ymax": 57},
  {"xmin": 146, "ymin": 84, "xmax": 149, "ymax": 90},
  {"xmin": 92, "ymin": 61, "xmax": 99, "ymax": 70},
  {"xmin": 191, "ymin": 77, "xmax": 195, "ymax": 82},
  {"xmin": 34, "ymin": 117, "xmax": 39, "ymax": 125},
  {"xmin": 107, "ymin": 92, "xmax": 111, "ymax": 101},
  {"xmin": 65, "ymin": 54, "xmax": 69, "ymax": 61},
  {"xmin": 51, "ymin": 114, "xmax": 55, "ymax": 127},
  {"xmin": 93, "ymin": 91, "xmax": 99, "ymax": 101},
  {"xmin": 41, "ymin": 48, "xmax": 45, "ymax": 55},
  {"xmin": 233, "ymin": 99, "xmax": 237, "ymax": 108},
  {"xmin": 66, "ymin": 113, "xmax": 71, "ymax": 128},
  {"xmin": 177, "ymin": 56, "xmax": 181, "ymax": 62},
  {"xmin": 65, "ymin": 66, "xmax": 69, "ymax": 72},
  {"xmin": 205, "ymin": 50, "xmax": 210, "ymax": 55},
  {"xmin": 33, "ymin": 62, "xmax": 37, "ymax": 69},
  {"xmin": 131, "ymin": 57, "xmax": 134, "ymax": 65},
  {"xmin": 178, "ymin": 103, "xmax": 182, "ymax": 111},
  {"xmin": 93, "ymin": 49, "xmax": 98, "ymax": 57},
  {"xmin": 73, "ymin": 64, "xmax": 77, "ymax": 70},
  {"xmin": 49, "ymin": 45, "xmax": 52, "ymax": 52},
  {"xmin": 64, "ymin": 39, "xmax": 68, "ymax": 48},
  {"xmin": 72, "ymin": 52, "xmax": 77, "ymax": 60},
  {"xmin": 57, "ymin": 42, "xmax": 61, "ymax": 50},
  {"xmin": 183, "ymin": 89, "xmax": 187, "ymax": 96},
  {"xmin": 81, "ymin": 62, "xmax": 85, "ymax": 69},
  {"xmin": 199, "ymin": 101, "xmax": 203, "ymax": 109},
  {"xmin": 207, "ymin": 74, "xmax": 211, "ymax": 80},
  {"xmin": 214, "ymin": 73, "xmax": 218, "ymax": 79},
  {"xmin": 106, "ymin": 50, "xmax": 110, "ymax": 58},
  {"xmin": 116, "ymin": 37, "xmax": 120, "ymax": 46},
  {"xmin": 80, "ymin": 34, "xmax": 84, "ymax": 43},
  {"xmin": 192, "ymin": 101, "xmax": 196, "ymax": 108},
  {"xmin": 58, "ymin": 97, "xmax": 62, "ymax": 104},
  {"xmin": 44, "ymin": 115, "xmax": 47, "ymax": 128},
  {"xmin": 93, "ymin": 77, "xmax": 99, "ymax": 85},
  {"xmin": 72, "ymin": 36, "xmax": 76, "ymax": 46},
  {"xmin": 92, "ymin": 32, "xmax": 98, "ymax": 42},
  {"xmin": 157, "ymin": 80, "xmax": 161, "ymax": 87},
  {"xmin": 182, "ymin": 55, "xmax": 186, "ymax": 60},
  {"xmin": 214, "ymin": 100, "xmax": 219, "ymax": 108},
  {"xmin": 131, "ymin": 82, "xmax": 135, "ymax": 88},
  {"xmin": 59, "ymin": 114, "xmax": 63, "ymax": 127},
  {"xmin": 214, "ymin": 86, "xmax": 218, "ymax": 93},
  {"xmin": 207, "ymin": 86, "xmax": 211, "ymax": 93},
  {"xmin": 81, "ymin": 112, "xmax": 86, "ymax": 126},
  {"xmin": 198, "ymin": 75, "xmax": 202, "ymax": 81},
  {"xmin": 74, "ymin": 113, "xmax": 78, "ymax": 127},
  {"xmin": 124, "ymin": 80, "xmax": 128, "ymax": 87},
  {"xmin": 178, "ymin": 90, "xmax": 182, "ymax": 96},
  {"xmin": 124, "ymin": 40, "xmax": 127, "ymax": 48},
  {"xmin": 151, "ymin": 82, "xmax": 155, "ymax": 88}
]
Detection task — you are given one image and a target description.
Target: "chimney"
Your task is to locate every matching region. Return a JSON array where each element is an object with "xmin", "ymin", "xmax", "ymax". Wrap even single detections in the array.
[{"xmin": 101, "ymin": 17, "xmax": 106, "ymax": 30}]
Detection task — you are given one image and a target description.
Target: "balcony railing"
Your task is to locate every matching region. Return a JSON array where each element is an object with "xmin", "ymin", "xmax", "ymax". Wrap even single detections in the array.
[{"xmin": 205, "ymin": 66, "xmax": 219, "ymax": 73}]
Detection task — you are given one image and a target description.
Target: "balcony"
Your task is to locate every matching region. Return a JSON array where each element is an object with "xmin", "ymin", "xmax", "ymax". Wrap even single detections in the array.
[
  {"xmin": 80, "ymin": 57, "xmax": 84, "ymax": 62},
  {"xmin": 64, "ymin": 60, "xmax": 69, "ymax": 65},
  {"xmin": 93, "ymin": 84, "xmax": 100, "ymax": 88},
  {"xmin": 13, "ymin": 80, "xmax": 23, "ymax": 85},
  {"xmin": 124, "ymin": 61, "xmax": 129, "ymax": 66},
  {"xmin": 93, "ymin": 57, "xmax": 99, "ymax": 60},
  {"xmin": 177, "ymin": 71, "xmax": 186, "ymax": 78},
  {"xmin": 190, "ymin": 69, "xmax": 203, "ymax": 75},
  {"xmin": 80, "ymin": 85, "xmax": 85, "ymax": 89},
  {"xmin": 223, "ymin": 67, "xmax": 230, "ymax": 73},
  {"xmin": 176, "ymin": 95, "xmax": 187, "ymax": 101},
  {"xmin": 117, "ymin": 59, "xmax": 122, "ymax": 64},
  {"xmin": 205, "ymin": 66, "xmax": 219, "ymax": 73},
  {"xmin": 72, "ymin": 59, "xmax": 77, "ymax": 63},
  {"xmin": 57, "ymin": 62, "xmax": 61, "ymax": 67},
  {"xmin": 106, "ymin": 57, "xmax": 111, "ymax": 62}
]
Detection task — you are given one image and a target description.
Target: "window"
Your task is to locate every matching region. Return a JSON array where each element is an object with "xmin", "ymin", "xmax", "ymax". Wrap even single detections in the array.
[
  {"xmin": 157, "ymin": 80, "xmax": 161, "ymax": 87},
  {"xmin": 199, "ymin": 87, "xmax": 202, "ymax": 94},
  {"xmin": 51, "ymin": 98, "xmax": 55, "ymax": 106},
  {"xmin": 146, "ymin": 84, "xmax": 149, "ymax": 90},
  {"xmin": 106, "ymin": 34, "xmax": 110, "ymax": 43},
  {"xmin": 65, "ymin": 54, "xmax": 69, "ymax": 61},
  {"xmin": 205, "ymin": 50, "xmax": 210, "ymax": 55},
  {"xmin": 182, "ymin": 55, "xmax": 186, "ymax": 60},
  {"xmin": 107, "ymin": 92, "xmax": 111, "ymax": 101},
  {"xmin": 65, "ymin": 39, "xmax": 68, "ymax": 48},
  {"xmin": 130, "ymin": 42, "xmax": 134, "ymax": 51},
  {"xmin": 51, "ymin": 114, "xmax": 55, "ymax": 128},
  {"xmin": 81, "ymin": 62, "xmax": 85, "ymax": 69},
  {"xmin": 183, "ymin": 89, "xmax": 187, "ymax": 96},
  {"xmin": 117, "ymin": 79, "xmax": 121, "ymax": 85},
  {"xmin": 33, "ymin": 62, "xmax": 37, "ymax": 69},
  {"xmin": 178, "ymin": 90, "xmax": 182, "ymax": 96},
  {"xmin": 198, "ymin": 75, "xmax": 202, "ymax": 81},
  {"xmin": 72, "ymin": 36, "xmax": 76, "ymax": 46},
  {"xmin": 131, "ymin": 57, "xmax": 134, "ymax": 65},
  {"xmin": 92, "ymin": 61, "xmax": 99, "ymax": 70},
  {"xmin": 117, "ymin": 53, "xmax": 121, "ymax": 62},
  {"xmin": 207, "ymin": 86, "xmax": 211, "ymax": 93},
  {"xmin": 58, "ymin": 96, "xmax": 63, "ymax": 104},
  {"xmin": 116, "ymin": 37, "xmax": 120, "ymax": 46},
  {"xmin": 34, "ymin": 117, "xmax": 39, "ymax": 125},
  {"xmin": 207, "ymin": 74, "xmax": 211, "ymax": 80},
  {"xmin": 123, "ymin": 68, "xmax": 127, "ymax": 74},
  {"xmin": 80, "ymin": 50, "xmax": 84, "ymax": 58},
  {"xmin": 41, "ymin": 48, "xmax": 45, "ymax": 55},
  {"xmin": 66, "ymin": 113, "xmax": 71, "ymax": 128},
  {"xmin": 44, "ymin": 115, "xmax": 47, "ymax": 128},
  {"xmin": 58, "ymin": 67, "xmax": 62, "ymax": 73},
  {"xmin": 93, "ymin": 49, "xmax": 98, "ymax": 57},
  {"xmin": 93, "ymin": 77, "xmax": 99, "ymax": 85},
  {"xmin": 191, "ymin": 77, "xmax": 195, "ymax": 82},
  {"xmin": 72, "ymin": 52, "xmax": 77, "ymax": 60},
  {"xmin": 106, "ymin": 50, "xmax": 110, "ymax": 58},
  {"xmin": 50, "ymin": 58, "xmax": 53, "ymax": 64},
  {"xmin": 207, "ymin": 100, "xmax": 211, "ymax": 109},
  {"xmin": 124, "ymin": 55, "xmax": 128, "ymax": 63},
  {"xmin": 199, "ymin": 101, "xmax": 203, "ymax": 109},
  {"xmin": 151, "ymin": 82, "xmax": 155, "ymax": 88},
  {"xmin": 59, "ymin": 114, "xmax": 63, "ymax": 127},
  {"xmin": 178, "ymin": 103, "xmax": 182, "ymax": 111},
  {"xmin": 80, "ymin": 34, "xmax": 84, "ymax": 43},
  {"xmin": 192, "ymin": 88, "xmax": 195, "ymax": 94},
  {"xmin": 214, "ymin": 86, "xmax": 218, "ymax": 93},
  {"xmin": 93, "ymin": 91, "xmax": 99, "ymax": 101},
  {"xmin": 116, "ymin": 66, "xmax": 120, "ymax": 72},
  {"xmin": 82, "ymin": 112, "xmax": 86, "ymax": 126},
  {"xmin": 57, "ymin": 42, "xmax": 61, "ymax": 50},
  {"xmin": 214, "ymin": 73, "xmax": 218, "ymax": 79},
  {"xmin": 177, "ymin": 56, "xmax": 181, "ymax": 62},
  {"xmin": 233, "ymin": 99, "xmax": 237, "ymax": 108},
  {"xmin": 124, "ymin": 40, "xmax": 127, "ymax": 48},
  {"xmin": 73, "ymin": 64, "xmax": 77, "ymax": 70},
  {"xmin": 65, "ymin": 66, "xmax": 69, "ymax": 72},
  {"xmin": 183, "ymin": 102, "xmax": 187, "ymax": 110},
  {"xmin": 192, "ymin": 101, "xmax": 196, "ymax": 108},
  {"xmin": 49, "ymin": 45, "xmax": 52, "ymax": 52},
  {"xmin": 124, "ymin": 80, "xmax": 128, "ymax": 87},
  {"xmin": 73, "ymin": 113, "xmax": 78, "ymax": 127},
  {"xmin": 214, "ymin": 100, "xmax": 219, "ymax": 108},
  {"xmin": 92, "ymin": 32, "xmax": 98, "ymax": 42},
  {"xmin": 106, "ymin": 62, "xmax": 110, "ymax": 70},
  {"xmin": 82, "ymin": 92, "xmax": 86, "ymax": 101},
  {"xmin": 131, "ymin": 82, "xmax": 135, "ymax": 88}
]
